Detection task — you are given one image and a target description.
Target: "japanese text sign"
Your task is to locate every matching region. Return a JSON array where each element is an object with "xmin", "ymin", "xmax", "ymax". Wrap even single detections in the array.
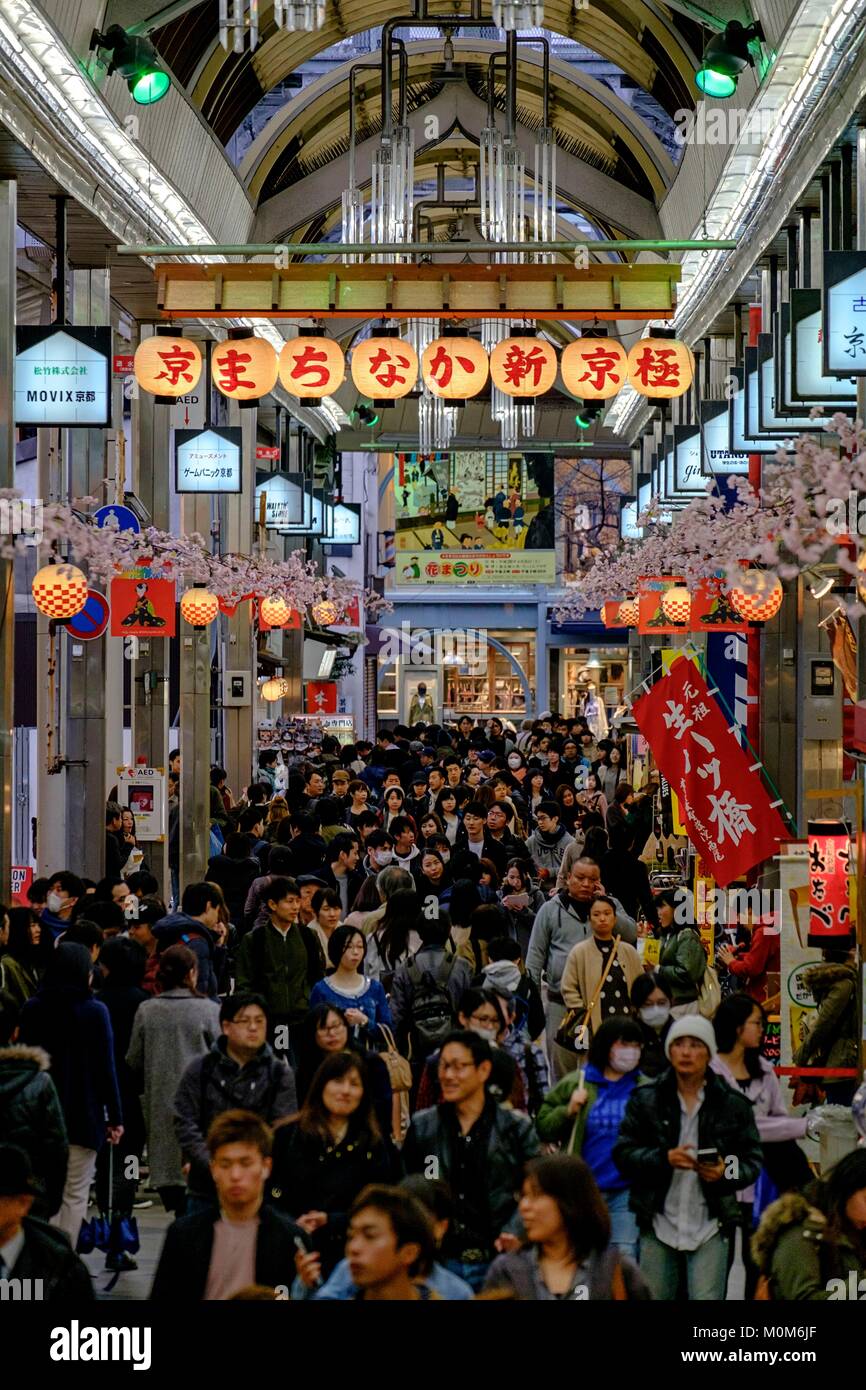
[
  {"xmin": 807, "ymin": 819, "xmax": 853, "ymax": 944},
  {"xmin": 633, "ymin": 657, "xmax": 789, "ymax": 887}
]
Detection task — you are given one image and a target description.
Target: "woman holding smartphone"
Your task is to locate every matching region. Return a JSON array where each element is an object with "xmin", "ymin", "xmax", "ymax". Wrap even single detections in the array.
[{"xmin": 498, "ymin": 859, "xmax": 544, "ymax": 957}]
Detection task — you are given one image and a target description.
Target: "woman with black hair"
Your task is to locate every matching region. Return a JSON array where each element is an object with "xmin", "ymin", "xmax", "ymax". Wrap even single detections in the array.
[
  {"xmin": 364, "ymin": 888, "xmax": 420, "ymax": 987},
  {"xmin": 0, "ymin": 905, "xmax": 47, "ymax": 1006},
  {"xmin": 483, "ymin": 1155, "xmax": 649, "ymax": 1299},
  {"xmin": 536, "ymin": 1016, "xmax": 647, "ymax": 1259},
  {"xmin": 294, "ymin": 1003, "xmax": 393, "ymax": 1138},
  {"xmin": 434, "ymin": 787, "xmax": 467, "ymax": 850},
  {"xmin": 655, "ymin": 887, "xmax": 706, "ymax": 1014},
  {"xmin": 630, "ymin": 972, "xmax": 673, "ymax": 1077},
  {"xmin": 554, "ymin": 784, "xmax": 581, "ymax": 835},
  {"xmin": 268, "ymin": 1050, "xmax": 401, "ymax": 1276},
  {"xmin": 712, "ymin": 992, "xmax": 811, "ymax": 1297},
  {"xmin": 309, "ymin": 924, "xmax": 392, "ymax": 1044},
  {"xmin": 752, "ymin": 1148, "xmax": 866, "ymax": 1300}
]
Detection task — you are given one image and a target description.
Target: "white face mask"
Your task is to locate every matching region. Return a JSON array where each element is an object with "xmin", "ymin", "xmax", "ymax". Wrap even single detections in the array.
[
  {"xmin": 46, "ymin": 891, "xmax": 65, "ymax": 915},
  {"xmin": 608, "ymin": 1045, "xmax": 641, "ymax": 1074},
  {"xmin": 469, "ymin": 1022, "xmax": 498, "ymax": 1043},
  {"xmin": 639, "ymin": 1004, "xmax": 671, "ymax": 1029},
  {"xmin": 439, "ymin": 852, "xmax": 450, "ymax": 864},
  {"xmin": 373, "ymin": 849, "xmax": 394, "ymax": 866},
  {"xmin": 507, "ymin": 755, "xmax": 521, "ymax": 769}
]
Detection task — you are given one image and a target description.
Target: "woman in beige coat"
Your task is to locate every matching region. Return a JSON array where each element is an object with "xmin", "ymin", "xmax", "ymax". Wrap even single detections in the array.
[{"xmin": 561, "ymin": 896, "xmax": 644, "ymax": 1038}]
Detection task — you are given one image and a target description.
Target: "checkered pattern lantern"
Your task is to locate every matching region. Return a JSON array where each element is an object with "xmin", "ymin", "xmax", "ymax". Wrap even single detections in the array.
[
  {"xmin": 728, "ymin": 572, "xmax": 783, "ymax": 622},
  {"xmin": 260, "ymin": 596, "xmax": 292, "ymax": 628},
  {"xmin": 180, "ymin": 588, "xmax": 219, "ymax": 627},
  {"xmin": 660, "ymin": 585, "xmax": 691, "ymax": 625},
  {"xmin": 32, "ymin": 563, "xmax": 88, "ymax": 620},
  {"xmin": 618, "ymin": 598, "xmax": 639, "ymax": 627}
]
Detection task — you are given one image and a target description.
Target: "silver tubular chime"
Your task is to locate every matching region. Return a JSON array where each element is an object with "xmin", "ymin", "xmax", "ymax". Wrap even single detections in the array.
[
  {"xmin": 492, "ymin": 0, "xmax": 544, "ymax": 29},
  {"xmin": 219, "ymin": 0, "xmax": 325, "ymax": 52}
]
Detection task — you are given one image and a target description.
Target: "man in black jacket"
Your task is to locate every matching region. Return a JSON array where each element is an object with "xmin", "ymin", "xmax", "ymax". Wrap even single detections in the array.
[
  {"xmin": 0, "ymin": 1144, "xmax": 93, "ymax": 1301},
  {"xmin": 613, "ymin": 1014, "xmax": 762, "ymax": 1300},
  {"xmin": 151, "ymin": 1110, "xmax": 305, "ymax": 1301},
  {"xmin": 0, "ymin": 993, "xmax": 68, "ymax": 1218},
  {"xmin": 402, "ymin": 1029, "xmax": 539, "ymax": 1291},
  {"xmin": 174, "ymin": 994, "xmax": 297, "ymax": 1212},
  {"xmin": 319, "ymin": 833, "xmax": 365, "ymax": 917}
]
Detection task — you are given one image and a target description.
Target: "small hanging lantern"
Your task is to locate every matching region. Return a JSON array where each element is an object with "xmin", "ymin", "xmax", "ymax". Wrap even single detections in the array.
[
  {"xmin": 728, "ymin": 572, "xmax": 783, "ymax": 622},
  {"xmin": 489, "ymin": 336, "xmax": 558, "ymax": 397},
  {"xmin": 421, "ymin": 336, "xmax": 489, "ymax": 400},
  {"xmin": 856, "ymin": 550, "xmax": 866, "ymax": 602},
  {"xmin": 626, "ymin": 338, "xmax": 694, "ymax": 399},
  {"xmin": 279, "ymin": 336, "xmax": 345, "ymax": 400},
  {"xmin": 260, "ymin": 595, "xmax": 293, "ymax": 628},
  {"xmin": 260, "ymin": 677, "xmax": 290, "ymax": 702},
  {"xmin": 561, "ymin": 339, "xmax": 627, "ymax": 400},
  {"xmin": 180, "ymin": 587, "xmax": 219, "ymax": 628},
  {"xmin": 134, "ymin": 336, "xmax": 202, "ymax": 397},
  {"xmin": 660, "ymin": 585, "xmax": 692, "ymax": 625},
  {"xmin": 31, "ymin": 562, "xmax": 88, "ymax": 620},
  {"xmin": 351, "ymin": 336, "xmax": 418, "ymax": 400},
  {"xmin": 312, "ymin": 599, "xmax": 340, "ymax": 626},
  {"xmin": 212, "ymin": 336, "xmax": 278, "ymax": 401},
  {"xmin": 618, "ymin": 598, "xmax": 639, "ymax": 627}
]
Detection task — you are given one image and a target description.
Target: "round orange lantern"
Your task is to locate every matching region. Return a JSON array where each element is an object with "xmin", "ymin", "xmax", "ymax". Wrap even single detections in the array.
[
  {"xmin": 212, "ymin": 336, "xmax": 278, "ymax": 401},
  {"xmin": 618, "ymin": 598, "xmax": 639, "ymax": 627},
  {"xmin": 279, "ymin": 336, "xmax": 345, "ymax": 398},
  {"xmin": 312, "ymin": 599, "xmax": 340, "ymax": 626},
  {"xmin": 32, "ymin": 562, "xmax": 88, "ymax": 620},
  {"xmin": 728, "ymin": 572, "xmax": 783, "ymax": 622},
  {"xmin": 857, "ymin": 551, "xmax": 866, "ymax": 602},
  {"xmin": 490, "ymin": 336, "xmax": 558, "ymax": 397},
  {"xmin": 260, "ymin": 595, "xmax": 292, "ymax": 628},
  {"xmin": 134, "ymin": 336, "xmax": 202, "ymax": 397},
  {"xmin": 180, "ymin": 587, "xmax": 219, "ymax": 628},
  {"xmin": 660, "ymin": 585, "xmax": 691, "ymax": 625},
  {"xmin": 421, "ymin": 336, "xmax": 489, "ymax": 399},
  {"xmin": 351, "ymin": 336, "xmax": 418, "ymax": 400},
  {"xmin": 626, "ymin": 337, "xmax": 694, "ymax": 399},
  {"xmin": 561, "ymin": 339, "xmax": 627, "ymax": 400},
  {"xmin": 261, "ymin": 677, "xmax": 290, "ymax": 701}
]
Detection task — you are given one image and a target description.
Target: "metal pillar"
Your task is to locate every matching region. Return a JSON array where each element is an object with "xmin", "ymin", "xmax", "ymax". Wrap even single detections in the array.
[
  {"xmin": 222, "ymin": 404, "xmax": 256, "ymax": 803},
  {"xmin": 64, "ymin": 269, "xmax": 111, "ymax": 880},
  {"xmin": 35, "ymin": 428, "xmax": 65, "ymax": 875},
  {"xmin": 0, "ymin": 183, "xmax": 16, "ymax": 890},
  {"xmin": 179, "ymin": 493, "xmax": 213, "ymax": 891},
  {"xmin": 131, "ymin": 328, "xmax": 171, "ymax": 894}
]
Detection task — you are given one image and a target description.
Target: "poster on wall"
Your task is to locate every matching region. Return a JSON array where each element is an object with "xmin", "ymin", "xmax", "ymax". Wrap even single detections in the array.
[
  {"xmin": 391, "ymin": 450, "xmax": 555, "ymax": 584},
  {"xmin": 14, "ymin": 326, "xmax": 111, "ymax": 427},
  {"xmin": 778, "ymin": 848, "xmax": 822, "ymax": 1070},
  {"xmin": 637, "ymin": 576, "xmax": 685, "ymax": 635},
  {"xmin": 115, "ymin": 765, "xmax": 166, "ymax": 841}
]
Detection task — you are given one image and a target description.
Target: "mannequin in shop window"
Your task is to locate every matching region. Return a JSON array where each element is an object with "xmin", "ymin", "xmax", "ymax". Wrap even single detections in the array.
[
  {"xmin": 578, "ymin": 682, "xmax": 608, "ymax": 742},
  {"xmin": 408, "ymin": 682, "xmax": 436, "ymax": 725}
]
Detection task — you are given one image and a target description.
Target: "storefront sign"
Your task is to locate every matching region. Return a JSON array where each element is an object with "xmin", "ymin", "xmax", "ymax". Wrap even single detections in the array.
[
  {"xmin": 15, "ymin": 326, "xmax": 111, "ymax": 427},
  {"xmin": 175, "ymin": 427, "xmax": 242, "ymax": 494},
  {"xmin": 823, "ymin": 251, "xmax": 866, "ymax": 376},
  {"xmin": 728, "ymin": 365, "xmax": 776, "ymax": 455},
  {"xmin": 256, "ymin": 445, "xmax": 280, "ymax": 461},
  {"xmin": 326, "ymin": 503, "xmax": 361, "ymax": 545},
  {"xmin": 11, "ymin": 866, "xmax": 32, "ymax": 905},
  {"xmin": 672, "ymin": 426, "xmax": 705, "ymax": 496},
  {"xmin": 807, "ymin": 819, "xmax": 853, "ymax": 944},
  {"xmin": 633, "ymin": 656, "xmax": 789, "ymax": 887},
  {"xmin": 790, "ymin": 289, "xmax": 856, "ymax": 402},
  {"xmin": 113, "ymin": 354, "xmax": 134, "ymax": 375},
  {"xmin": 306, "ymin": 681, "xmax": 337, "ymax": 714},
  {"xmin": 115, "ymin": 765, "xmax": 166, "ymax": 841},
  {"xmin": 396, "ymin": 549, "xmax": 557, "ymax": 586},
  {"xmin": 700, "ymin": 400, "xmax": 749, "ymax": 477}
]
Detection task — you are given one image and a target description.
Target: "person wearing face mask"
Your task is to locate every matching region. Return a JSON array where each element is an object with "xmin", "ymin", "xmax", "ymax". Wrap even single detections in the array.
[
  {"xmin": 41, "ymin": 872, "xmax": 85, "ymax": 941},
  {"xmin": 630, "ymin": 973, "xmax": 674, "ymax": 1078},
  {"xmin": 362, "ymin": 829, "xmax": 395, "ymax": 878},
  {"xmin": 536, "ymin": 1018, "xmax": 647, "ymax": 1259}
]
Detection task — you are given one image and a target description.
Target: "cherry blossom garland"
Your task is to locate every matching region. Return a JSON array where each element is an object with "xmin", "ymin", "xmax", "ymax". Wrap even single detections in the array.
[
  {"xmin": 0, "ymin": 495, "xmax": 392, "ymax": 620},
  {"xmin": 556, "ymin": 416, "xmax": 866, "ymax": 620}
]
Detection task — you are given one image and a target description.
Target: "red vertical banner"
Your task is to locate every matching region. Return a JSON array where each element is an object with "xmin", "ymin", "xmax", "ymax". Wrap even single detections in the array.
[
  {"xmin": 306, "ymin": 681, "xmax": 337, "ymax": 714},
  {"xmin": 632, "ymin": 656, "xmax": 789, "ymax": 887},
  {"xmin": 807, "ymin": 820, "xmax": 853, "ymax": 945}
]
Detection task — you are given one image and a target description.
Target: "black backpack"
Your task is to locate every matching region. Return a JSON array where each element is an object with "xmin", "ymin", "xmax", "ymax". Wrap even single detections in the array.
[{"xmin": 406, "ymin": 951, "xmax": 457, "ymax": 1056}]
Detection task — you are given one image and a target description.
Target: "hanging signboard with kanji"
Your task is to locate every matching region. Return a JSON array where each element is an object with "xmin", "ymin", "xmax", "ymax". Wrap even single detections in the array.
[
  {"xmin": 306, "ymin": 681, "xmax": 338, "ymax": 714},
  {"xmin": 633, "ymin": 656, "xmax": 789, "ymax": 887},
  {"xmin": 806, "ymin": 819, "xmax": 853, "ymax": 945}
]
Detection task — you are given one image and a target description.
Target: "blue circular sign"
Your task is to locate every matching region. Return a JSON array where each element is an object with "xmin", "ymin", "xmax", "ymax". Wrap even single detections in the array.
[
  {"xmin": 66, "ymin": 589, "xmax": 110, "ymax": 641},
  {"xmin": 94, "ymin": 504, "xmax": 141, "ymax": 534}
]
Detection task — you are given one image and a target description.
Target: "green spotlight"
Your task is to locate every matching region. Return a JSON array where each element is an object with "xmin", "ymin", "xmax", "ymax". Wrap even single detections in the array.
[
  {"xmin": 131, "ymin": 68, "xmax": 171, "ymax": 104},
  {"xmin": 90, "ymin": 25, "xmax": 171, "ymax": 106},
  {"xmin": 695, "ymin": 68, "xmax": 737, "ymax": 99},
  {"xmin": 695, "ymin": 20, "xmax": 764, "ymax": 100}
]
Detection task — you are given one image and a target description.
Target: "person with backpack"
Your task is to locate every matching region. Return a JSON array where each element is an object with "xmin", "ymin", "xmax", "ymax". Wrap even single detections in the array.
[
  {"xmin": 173, "ymin": 993, "xmax": 297, "ymax": 1215},
  {"xmin": 402, "ymin": 1029, "xmax": 540, "ymax": 1291},
  {"xmin": 389, "ymin": 915, "xmax": 473, "ymax": 1073}
]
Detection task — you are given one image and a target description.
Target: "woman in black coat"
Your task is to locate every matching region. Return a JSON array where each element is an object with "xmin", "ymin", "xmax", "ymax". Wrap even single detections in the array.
[
  {"xmin": 95, "ymin": 936, "xmax": 149, "ymax": 1258},
  {"xmin": 294, "ymin": 1003, "xmax": 394, "ymax": 1140},
  {"xmin": 268, "ymin": 1050, "xmax": 401, "ymax": 1276}
]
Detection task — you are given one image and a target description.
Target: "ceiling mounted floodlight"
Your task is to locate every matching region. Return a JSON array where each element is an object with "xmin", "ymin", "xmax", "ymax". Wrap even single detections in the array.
[
  {"xmin": 90, "ymin": 25, "xmax": 171, "ymax": 104},
  {"xmin": 575, "ymin": 402, "xmax": 602, "ymax": 429},
  {"xmin": 696, "ymin": 20, "xmax": 764, "ymax": 98}
]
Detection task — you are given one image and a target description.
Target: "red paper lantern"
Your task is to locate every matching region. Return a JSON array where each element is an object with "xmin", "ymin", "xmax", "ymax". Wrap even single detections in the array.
[
  {"xmin": 134, "ymin": 336, "xmax": 202, "ymax": 397},
  {"xmin": 31, "ymin": 563, "xmax": 88, "ymax": 620},
  {"xmin": 212, "ymin": 336, "xmax": 278, "ymax": 400},
  {"xmin": 728, "ymin": 572, "xmax": 783, "ymax": 622},
  {"xmin": 279, "ymin": 337, "xmax": 345, "ymax": 398},
  {"xmin": 626, "ymin": 338, "xmax": 694, "ymax": 399},
  {"xmin": 260, "ymin": 595, "xmax": 292, "ymax": 628},
  {"xmin": 561, "ymin": 339, "xmax": 627, "ymax": 400},
  {"xmin": 180, "ymin": 588, "xmax": 219, "ymax": 627},
  {"xmin": 660, "ymin": 585, "xmax": 691, "ymax": 625}
]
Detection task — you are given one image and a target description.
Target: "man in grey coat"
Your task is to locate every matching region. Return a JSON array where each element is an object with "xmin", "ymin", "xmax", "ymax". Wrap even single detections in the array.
[
  {"xmin": 526, "ymin": 858, "xmax": 636, "ymax": 1082},
  {"xmin": 174, "ymin": 993, "xmax": 297, "ymax": 1212}
]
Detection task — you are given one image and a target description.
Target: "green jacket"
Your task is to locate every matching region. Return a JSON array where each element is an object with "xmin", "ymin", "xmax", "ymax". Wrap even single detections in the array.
[
  {"xmin": 235, "ymin": 921, "xmax": 324, "ymax": 1022},
  {"xmin": 536, "ymin": 1069, "xmax": 651, "ymax": 1155},
  {"xmin": 657, "ymin": 927, "xmax": 706, "ymax": 1004},
  {"xmin": 794, "ymin": 963, "xmax": 858, "ymax": 1070},
  {"xmin": 752, "ymin": 1190, "xmax": 866, "ymax": 1300}
]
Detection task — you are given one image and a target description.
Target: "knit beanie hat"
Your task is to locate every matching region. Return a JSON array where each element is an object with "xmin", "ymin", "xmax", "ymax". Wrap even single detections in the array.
[{"xmin": 664, "ymin": 1013, "xmax": 717, "ymax": 1060}]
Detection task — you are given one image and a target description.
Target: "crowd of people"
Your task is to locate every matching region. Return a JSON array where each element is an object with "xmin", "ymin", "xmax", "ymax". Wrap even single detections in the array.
[{"xmin": 0, "ymin": 711, "xmax": 864, "ymax": 1303}]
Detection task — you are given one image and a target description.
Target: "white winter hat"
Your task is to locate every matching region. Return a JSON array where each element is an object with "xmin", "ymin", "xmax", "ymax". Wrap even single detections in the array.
[{"xmin": 664, "ymin": 1014, "xmax": 717, "ymax": 1060}]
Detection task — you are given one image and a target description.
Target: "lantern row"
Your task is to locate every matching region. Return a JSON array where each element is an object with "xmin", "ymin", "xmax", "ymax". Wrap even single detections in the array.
[
  {"xmin": 134, "ymin": 333, "xmax": 695, "ymax": 403},
  {"xmin": 606, "ymin": 573, "xmax": 784, "ymax": 630}
]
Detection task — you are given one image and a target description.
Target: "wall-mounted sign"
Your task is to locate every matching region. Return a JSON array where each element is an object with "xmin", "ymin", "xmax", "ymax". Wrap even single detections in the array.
[
  {"xmin": 256, "ymin": 445, "xmax": 280, "ymax": 461},
  {"xmin": 255, "ymin": 470, "xmax": 306, "ymax": 530},
  {"xmin": 728, "ymin": 366, "xmax": 776, "ymax": 455},
  {"xmin": 619, "ymin": 497, "xmax": 641, "ymax": 540},
  {"xmin": 757, "ymin": 331, "xmax": 837, "ymax": 434},
  {"xmin": 94, "ymin": 504, "xmax": 141, "ymax": 534},
  {"xmin": 790, "ymin": 289, "xmax": 856, "ymax": 403},
  {"xmin": 823, "ymin": 251, "xmax": 866, "ymax": 377},
  {"xmin": 306, "ymin": 680, "xmax": 338, "ymax": 714},
  {"xmin": 110, "ymin": 573, "xmax": 176, "ymax": 637},
  {"xmin": 113, "ymin": 354, "xmax": 134, "ymax": 375},
  {"xmin": 175, "ymin": 427, "xmax": 242, "ymax": 494},
  {"xmin": 15, "ymin": 326, "xmax": 111, "ymax": 427},
  {"xmin": 672, "ymin": 426, "xmax": 705, "ymax": 496},
  {"xmin": 116, "ymin": 765, "xmax": 166, "ymax": 841},
  {"xmin": 325, "ymin": 502, "xmax": 361, "ymax": 546},
  {"xmin": 66, "ymin": 589, "xmax": 110, "ymax": 641},
  {"xmin": 170, "ymin": 392, "xmax": 206, "ymax": 430}
]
